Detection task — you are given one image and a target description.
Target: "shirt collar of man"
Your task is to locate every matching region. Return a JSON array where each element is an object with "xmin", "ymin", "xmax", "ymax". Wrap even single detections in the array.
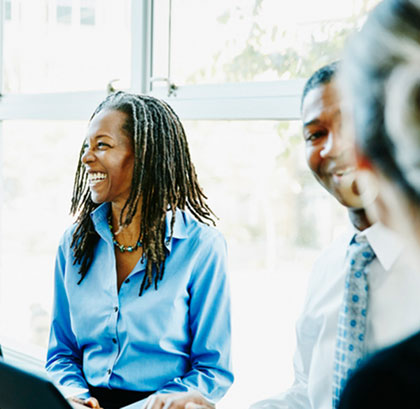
[
  {"xmin": 90, "ymin": 202, "xmax": 189, "ymax": 253},
  {"xmin": 351, "ymin": 222, "xmax": 403, "ymax": 271}
]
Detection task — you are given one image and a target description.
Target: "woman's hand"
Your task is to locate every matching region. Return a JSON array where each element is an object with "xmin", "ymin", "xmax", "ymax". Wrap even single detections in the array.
[
  {"xmin": 69, "ymin": 396, "xmax": 102, "ymax": 408},
  {"xmin": 145, "ymin": 391, "xmax": 215, "ymax": 409}
]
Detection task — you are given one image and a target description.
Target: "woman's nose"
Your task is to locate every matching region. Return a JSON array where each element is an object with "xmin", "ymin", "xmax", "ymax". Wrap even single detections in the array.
[{"xmin": 81, "ymin": 146, "xmax": 95, "ymax": 164}]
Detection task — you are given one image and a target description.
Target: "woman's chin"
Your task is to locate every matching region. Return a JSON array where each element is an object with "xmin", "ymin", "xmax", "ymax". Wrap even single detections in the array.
[
  {"xmin": 336, "ymin": 187, "xmax": 364, "ymax": 209},
  {"xmin": 90, "ymin": 193, "xmax": 106, "ymax": 204}
]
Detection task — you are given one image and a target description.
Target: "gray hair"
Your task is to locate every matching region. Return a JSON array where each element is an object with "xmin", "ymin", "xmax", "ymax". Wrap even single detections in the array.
[{"xmin": 341, "ymin": 0, "xmax": 420, "ymax": 202}]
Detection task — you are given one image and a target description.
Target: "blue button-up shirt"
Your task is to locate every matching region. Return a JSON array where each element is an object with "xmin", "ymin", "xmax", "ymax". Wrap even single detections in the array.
[{"xmin": 46, "ymin": 203, "xmax": 233, "ymax": 407}]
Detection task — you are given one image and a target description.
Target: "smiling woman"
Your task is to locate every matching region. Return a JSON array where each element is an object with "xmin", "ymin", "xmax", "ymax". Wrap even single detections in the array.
[
  {"xmin": 45, "ymin": 92, "xmax": 234, "ymax": 409},
  {"xmin": 82, "ymin": 110, "xmax": 135, "ymax": 207}
]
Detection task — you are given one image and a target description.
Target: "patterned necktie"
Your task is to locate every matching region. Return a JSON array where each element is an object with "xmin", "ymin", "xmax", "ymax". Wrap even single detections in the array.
[{"xmin": 332, "ymin": 234, "xmax": 376, "ymax": 408}]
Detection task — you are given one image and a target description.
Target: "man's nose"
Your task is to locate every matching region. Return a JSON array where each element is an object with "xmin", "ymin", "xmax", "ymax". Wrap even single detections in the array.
[{"xmin": 320, "ymin": 131, "xmax": 345, "ymax": 158}]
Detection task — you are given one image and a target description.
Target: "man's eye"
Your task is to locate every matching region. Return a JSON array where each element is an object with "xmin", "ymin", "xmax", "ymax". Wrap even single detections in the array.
[
  {"xmin": 97, "ymin": 142, "xmax": 110, "ymax": 149},
  {"xmin": 307, "ymin": 131, "xmax": 325, "ymax": 141}
]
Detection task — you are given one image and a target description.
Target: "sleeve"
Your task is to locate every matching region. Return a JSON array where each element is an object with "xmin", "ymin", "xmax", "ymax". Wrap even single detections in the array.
[
  {"xmin": 45, "ymin": 236, "xmax": 89, "ymax": 392},
  {"xmin": 121, "ymin": 231, "xmax": 233, "ymax": 409},
  {"xmin": 157, "ymin": 231, "xmax": 234, "ymax": 401}
]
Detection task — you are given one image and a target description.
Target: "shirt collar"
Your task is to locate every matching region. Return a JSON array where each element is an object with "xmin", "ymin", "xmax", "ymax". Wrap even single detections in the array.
[
  {"xmin": 90, "ymin": 203, "xmax": 189, "ymax": 252},
  {"xmin": 164, "ymin": 208, "xmax": 188, "ymax": 253},
  {"xmin": 354, "ymin": 222, "xmax": 403, "ymax": 271},
  {"xmin": 90, "ymin": 202, "xmax": 111, "ymax": 241}
]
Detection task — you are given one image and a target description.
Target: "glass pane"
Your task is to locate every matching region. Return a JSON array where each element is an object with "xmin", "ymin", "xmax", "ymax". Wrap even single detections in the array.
[
  {"xmin": 1, "ymin": 120, "xmax": 87, "ymax": 351},
  {"xmin": 153, "ymin": 0, "xmax": 380, "ymax": 86},
  {"xmin": 80, "ymin": 0, "xmax": 96, "ymax": 25},
  {"xmin": 4, "ymin": 0, "xmax": 11, "ymax": 21},
  {"xmin": 3, "ymin": 0, "xmax": 131, "ymax": 93},
  {"xmin": 183, "ymin": 120, "xmax": 347, "ymax": 408},
  {"xmin": 56, "ymin": 0, "xmax": 72, "ymax": 24},
  {"xmin": 56, "ymin": 6, "xmax": 72, "ymax": 24}
]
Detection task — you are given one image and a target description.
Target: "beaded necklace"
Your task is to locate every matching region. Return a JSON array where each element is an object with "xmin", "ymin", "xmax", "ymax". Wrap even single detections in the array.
[{"xmin": 108, "ymin": 214, "xmax": 141, "ymax": 253}]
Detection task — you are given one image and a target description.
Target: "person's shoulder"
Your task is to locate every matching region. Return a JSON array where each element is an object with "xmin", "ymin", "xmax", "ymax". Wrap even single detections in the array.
[
  {"xmin": 310, "ymin": 229, "xmax": 353, "ymax": 275},
  {"xmin": 363, "ymin": 330, "xmax": 420, "ymax": 372},
  {"xmin": 344, "ymin": 331, "xmax": 420, "ymax": 392},
  {"xmin": 178, "ymin": 209, "xmax": 225, "ymax": 245},
  {"xmin": 340, "ymin": 331, "xmax": 420, "ymax": 408},
  {"xmin": 57, "ymin": 222, "xmax": 78, "ymax": 249},
  {"xmin": 302, "ymin": 229, "xmax": 353, "ymax": 302}
]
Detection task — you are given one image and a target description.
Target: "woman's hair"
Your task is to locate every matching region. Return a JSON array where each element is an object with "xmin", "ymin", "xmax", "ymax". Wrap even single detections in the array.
[
  {"xmin": 342, "ymin": 0, "xmax": 420, "ymax": 203},
  {"xmin": 70, "ymin": 91, "xmax": 215, "ymax": 295}
]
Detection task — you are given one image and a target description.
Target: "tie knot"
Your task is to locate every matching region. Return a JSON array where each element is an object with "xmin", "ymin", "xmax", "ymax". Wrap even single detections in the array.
[{"xmin": 348, "ymin": 235, "xmax": 375, "ymax": 269}]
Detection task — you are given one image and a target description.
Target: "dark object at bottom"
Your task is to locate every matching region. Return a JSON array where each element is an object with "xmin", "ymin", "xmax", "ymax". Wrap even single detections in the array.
[{"xmin": 88, "ymin": 384, "xmax": 155, "ymax": 409}]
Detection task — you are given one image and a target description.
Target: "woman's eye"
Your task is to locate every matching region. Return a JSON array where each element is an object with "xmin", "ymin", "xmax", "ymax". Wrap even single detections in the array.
[{"xmin": 97, "ymin": 142, "xmax": 110, "ymax": 149}]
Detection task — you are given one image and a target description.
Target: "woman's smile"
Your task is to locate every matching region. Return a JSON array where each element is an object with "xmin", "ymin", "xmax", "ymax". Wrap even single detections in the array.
[
  {"xmin": 88, "ymin": 172, "xmax": 107, "ymax": 187},
  {"xmin": 81, "ymin": 109, "xmax": 134, "ymax": 206}
]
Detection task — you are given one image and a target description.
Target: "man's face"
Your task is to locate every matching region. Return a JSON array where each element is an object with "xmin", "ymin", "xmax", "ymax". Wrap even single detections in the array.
[{"xmin": 301, "ymin": 80, "xmax": 363, "ymax": 208}]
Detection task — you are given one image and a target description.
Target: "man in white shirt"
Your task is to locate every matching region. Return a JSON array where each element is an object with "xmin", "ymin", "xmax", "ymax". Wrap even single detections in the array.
[
  {"xmin": 147, "ymin": 63, "xmax": 420, "ymax": 409},
  {"xmin": 249, "ymin": 62, "xmax": 420, "ymax": 409}
]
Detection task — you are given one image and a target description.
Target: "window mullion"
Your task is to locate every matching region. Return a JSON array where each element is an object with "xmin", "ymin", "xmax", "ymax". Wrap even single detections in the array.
[{"xmin": 130, "ymin": 0, "xmax": 153, "ymax": 94}]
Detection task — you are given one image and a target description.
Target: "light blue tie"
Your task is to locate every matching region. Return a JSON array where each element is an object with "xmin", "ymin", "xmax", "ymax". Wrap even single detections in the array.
[{"xmin": 332, "ymin": 234, "xmax": 375, "ymax": 408}]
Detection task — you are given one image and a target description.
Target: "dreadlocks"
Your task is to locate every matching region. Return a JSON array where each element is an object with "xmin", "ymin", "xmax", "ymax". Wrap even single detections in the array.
[{"xmin": 70, "ymin": 91, "xmax": 215, "ymax": 295}]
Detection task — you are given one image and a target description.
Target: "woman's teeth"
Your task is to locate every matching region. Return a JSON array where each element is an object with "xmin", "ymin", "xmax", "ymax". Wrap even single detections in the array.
[{"xmin": 88, "ymin": 172, "xmax": 107, "ymax": 184}]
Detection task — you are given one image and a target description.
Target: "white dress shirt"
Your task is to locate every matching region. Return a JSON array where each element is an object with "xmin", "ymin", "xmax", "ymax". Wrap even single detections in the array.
[{"xmin": 250, "ymin": 222, "xmax": 420, "ymax": 409}]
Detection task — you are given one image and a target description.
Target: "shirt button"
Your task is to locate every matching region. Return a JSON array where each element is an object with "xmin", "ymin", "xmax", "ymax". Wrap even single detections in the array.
[
  {"xmin": 114, "ymin": 306, "xmax": 119, "ymax": 312},
  {"xmin": 112, "ymin": 338, "xmax": 117, "ymax": 344},
  {"xmin": 125, "ymin": 278, "xmax": 130, "ymax": 284},
  {"xmin": 107, "ymin": 369, "xmax": 111, "ymax": 375}
]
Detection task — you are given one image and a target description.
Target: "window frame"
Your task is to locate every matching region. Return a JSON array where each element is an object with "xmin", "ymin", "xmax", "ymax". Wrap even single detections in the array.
[
  {"xmin": 0, "ymin": 0, "xmax": 302, "ymax": 376},
  {"xmin": 0, "ymin": 0, "xmax": 302, "ymax": 121}
]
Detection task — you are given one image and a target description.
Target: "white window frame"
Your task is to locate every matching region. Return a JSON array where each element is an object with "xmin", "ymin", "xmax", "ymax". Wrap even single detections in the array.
[
  {"xmin": 0, "ymin": 0, "xmax": 303, "ymax": 121},
  {"xmin": 0, "ymin": 0, "xmax": 302, "ymax": 366}
]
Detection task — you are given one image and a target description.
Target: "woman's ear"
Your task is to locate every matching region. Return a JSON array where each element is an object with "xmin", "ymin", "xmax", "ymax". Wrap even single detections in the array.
[
  {"xmin": 353, "ymin": 143, "xmax": 379, "ymax": 212},
  {"xmin": 354, "ymin": 143, "xmax": 374, "ymax": 171}
]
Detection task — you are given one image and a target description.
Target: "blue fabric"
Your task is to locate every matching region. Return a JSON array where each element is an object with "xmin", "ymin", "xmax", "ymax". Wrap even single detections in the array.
[
  {"xmin": 46, "ymin": 202, "xmax": 233, "ymax": 405},
  {"xmin": 332, "ymin": 234, "xmax": 375, "ymax": 408}
]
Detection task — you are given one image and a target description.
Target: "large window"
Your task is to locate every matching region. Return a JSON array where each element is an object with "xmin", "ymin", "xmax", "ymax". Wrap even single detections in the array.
[{"xmin": 0, "ymin": 1, "xmax": 379, "ymax": 407}]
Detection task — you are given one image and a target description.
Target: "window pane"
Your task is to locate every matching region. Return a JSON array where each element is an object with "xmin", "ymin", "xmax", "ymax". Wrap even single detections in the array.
[
  {"xmin": 80, "ymin": 7, "xmax": 95, "ymax": 25},
  {"xmin": 3, "ymin": 0, "xmax": 131, "ymax": 93},
  {"xmin": 153, "ymin": 0, "xmax": 380, "ymax": 86},
  {"xmin": 56, "ymin": 0, "xmax": 72, "ymax": 25},
  {"xmin": 1, "ymin": 120, "xmax": 87, "ymax": 350},
  {"xmin": 81, "ymin": 0, "xmax": 95, "ymax": 25},
  {"xmin": 5, "ymin": 0, "xmax": 11, "ymax": 21},
  {"xmin": 183, "ymin": 120, "xmax": 347, "ymax": 407}
]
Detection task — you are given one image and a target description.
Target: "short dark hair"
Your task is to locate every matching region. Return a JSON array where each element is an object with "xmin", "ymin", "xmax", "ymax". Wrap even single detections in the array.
[
  {"xmin": 301, "ymin": 61, "xmax": 339, "ymax": 110},
  {"xmin": 342, "ymin": 0, "xmax": 420, "ymax": 204}
]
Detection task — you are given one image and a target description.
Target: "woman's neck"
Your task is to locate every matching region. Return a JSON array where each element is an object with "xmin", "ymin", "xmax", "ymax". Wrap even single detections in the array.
[{"xmin": 110, "ymin": 201, "xmax": 141, "ymax": 240}]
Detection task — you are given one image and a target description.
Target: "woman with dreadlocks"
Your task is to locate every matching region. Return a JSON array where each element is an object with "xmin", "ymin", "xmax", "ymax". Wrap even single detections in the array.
[{"xmin": 46, "ymin": 92, "xmax": 233, "ymax": 409}]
